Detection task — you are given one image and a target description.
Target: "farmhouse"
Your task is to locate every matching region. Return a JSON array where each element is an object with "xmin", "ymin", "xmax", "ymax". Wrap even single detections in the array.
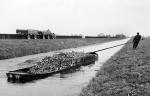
[
  {"xmin": 16, "ymin": 29, "xmax": 56, "ymax": 39},
  {"xmin": 0, "ymin": 29, "xmax": 56, "ymax": 39}
]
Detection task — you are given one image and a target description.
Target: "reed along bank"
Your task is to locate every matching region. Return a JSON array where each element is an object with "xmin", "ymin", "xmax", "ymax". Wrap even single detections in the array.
[
  {"xmin": 80, "ymin": 38, "xmax": 150, "ymax": 96},
  {"xmin": 0, "ymin": 38, "xmax": 119, "ymax": 60}
]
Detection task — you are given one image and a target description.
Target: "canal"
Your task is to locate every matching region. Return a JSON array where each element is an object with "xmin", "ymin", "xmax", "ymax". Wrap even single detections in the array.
[{"xmin": 0, "ymin": 38, "xmax": 129, "ymax": 96}]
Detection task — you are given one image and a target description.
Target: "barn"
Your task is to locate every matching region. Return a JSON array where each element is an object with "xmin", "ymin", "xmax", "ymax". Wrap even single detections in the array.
[{"xmin": 16, "ymin": 29, "xmax": 56, "ymax": 39}]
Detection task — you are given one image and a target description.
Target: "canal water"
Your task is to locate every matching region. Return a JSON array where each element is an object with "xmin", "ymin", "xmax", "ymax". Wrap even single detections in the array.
[{"xmin": 0, "ymin": 39, "xmax": 129, "ymax": 96}]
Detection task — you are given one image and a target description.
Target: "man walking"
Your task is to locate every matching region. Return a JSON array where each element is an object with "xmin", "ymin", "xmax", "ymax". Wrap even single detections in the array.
[{"xmin": 133, "ymin": 32, "xmax": 141, "ymax": 49}]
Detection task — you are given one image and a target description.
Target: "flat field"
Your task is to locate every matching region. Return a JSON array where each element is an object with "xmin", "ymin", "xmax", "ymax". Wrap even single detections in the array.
[
  {"xmin": 0, "ymin": 38, "xmax": 119, "ymax": 60},
  {"xmin": 80, "ymin": 38, "xmax": 150, "ymax": 96}
]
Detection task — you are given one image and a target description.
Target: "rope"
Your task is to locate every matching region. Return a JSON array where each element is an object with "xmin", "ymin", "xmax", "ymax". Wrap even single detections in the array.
[{"xmin": 89, "ymin": 42, "xmax": 132, "ymax": 53}]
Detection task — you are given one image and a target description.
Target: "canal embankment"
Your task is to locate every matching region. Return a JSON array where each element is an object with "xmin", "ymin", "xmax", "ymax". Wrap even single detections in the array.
[
  {"xmin": 0, "ymin": 38, "xmax": 120, "ymax": 60},
  {"xmin": 80, "ymin": 38, "xmax": 150, "ymax": 96}
]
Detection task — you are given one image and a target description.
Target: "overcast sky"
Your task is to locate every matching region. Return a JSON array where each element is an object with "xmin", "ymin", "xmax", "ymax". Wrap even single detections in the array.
[{"xmin": 0, "ymin": 0, "xmax": 150, "ymax": 36}]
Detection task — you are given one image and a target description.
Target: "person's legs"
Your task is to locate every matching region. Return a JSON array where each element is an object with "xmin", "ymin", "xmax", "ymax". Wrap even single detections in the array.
[
  {"xmin": 133, "ymin": 42, "xmax": 139, "ymax": 49},
  {"xmin": 133, "ymin": 42, "xmax": 136, "ymax": 49},
  {"xmin": 134, "ymin": 42, "xmax": 139, "ymax": 49}
]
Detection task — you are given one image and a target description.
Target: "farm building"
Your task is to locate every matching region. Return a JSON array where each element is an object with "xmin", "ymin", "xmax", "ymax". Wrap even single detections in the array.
[{"xmin": 16, "ymin": 29, "xmax": 56, "ymax": 39}]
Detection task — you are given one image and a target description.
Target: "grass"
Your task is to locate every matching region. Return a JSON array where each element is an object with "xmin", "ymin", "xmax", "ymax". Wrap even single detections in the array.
[
  {"xmin": 80, "ymin": 38, "xmax": 150, "ymax": 96},
  {"xmin": 0, "ymin": 38, "xmax": 119, "ymax": 60}
]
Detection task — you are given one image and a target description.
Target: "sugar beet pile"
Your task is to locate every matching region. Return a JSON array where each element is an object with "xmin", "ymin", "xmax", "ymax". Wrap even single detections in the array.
[{"xmin": 28, "ymin": 52, "xmax": 96, "ymax": 74}]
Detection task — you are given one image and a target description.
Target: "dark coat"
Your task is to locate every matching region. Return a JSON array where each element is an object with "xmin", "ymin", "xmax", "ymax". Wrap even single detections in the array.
[{"xmin": 133, "ymin": 35, "xmax": 141, "ymax": 43}]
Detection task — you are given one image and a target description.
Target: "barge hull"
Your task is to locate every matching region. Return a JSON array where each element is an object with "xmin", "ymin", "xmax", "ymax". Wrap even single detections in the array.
[{"xmin": 6, "ymin": 53, "xmax": 98, "ymax": 83}]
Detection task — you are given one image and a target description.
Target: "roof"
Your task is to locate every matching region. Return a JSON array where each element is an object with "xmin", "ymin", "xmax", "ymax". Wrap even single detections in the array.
[
  {"xmin": 42, "ymin": 29, "xmax": 52, "ymax": 35},
  {"xmin": 28, "ymin": 29, "xmax": 39, "ymax": 35}
]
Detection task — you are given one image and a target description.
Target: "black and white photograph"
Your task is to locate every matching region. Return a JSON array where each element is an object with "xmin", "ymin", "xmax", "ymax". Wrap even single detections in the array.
[{"xmin": 0, "ymin": 0, "xmax": 149, "ymax": 96}]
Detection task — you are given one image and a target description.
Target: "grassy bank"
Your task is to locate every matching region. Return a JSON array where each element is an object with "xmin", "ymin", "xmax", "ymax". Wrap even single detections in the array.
[
  {"xmin": 80, "ymin": 38, "xmax": 150, "ymax": 96},
  {"xmin": 0, "ymin": 38, "xmax": 119, "ymax": 60}
]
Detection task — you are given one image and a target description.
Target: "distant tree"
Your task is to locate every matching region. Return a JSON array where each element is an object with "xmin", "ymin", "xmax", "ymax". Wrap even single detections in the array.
[
  {"xmin": 105, "ymin": 34, "xmax": 111, "ymax": 38},
  {"xmin": 114, "ymin": 34, "xmax": 127, "ymax": 38},
  {"xmin": 97, "ymin": 33, "xmax": 105, "ymax": 37}
]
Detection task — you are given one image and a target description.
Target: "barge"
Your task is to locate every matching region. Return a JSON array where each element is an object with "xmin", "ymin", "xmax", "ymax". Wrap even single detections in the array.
[{"xmin": 6, "ymin": 52, "xmax": 98, "ymax": 83}]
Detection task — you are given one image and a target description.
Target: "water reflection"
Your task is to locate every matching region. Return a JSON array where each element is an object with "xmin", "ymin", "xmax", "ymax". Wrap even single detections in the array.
[{"xmin": 7, "ymin": 78, "xmax": 36, "ymax": 84}]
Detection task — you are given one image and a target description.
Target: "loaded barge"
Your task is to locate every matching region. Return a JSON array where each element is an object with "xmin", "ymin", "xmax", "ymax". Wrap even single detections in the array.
[{"xmin": 6, "ymin": 52, "xmax": 98, "ymax": 82}]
